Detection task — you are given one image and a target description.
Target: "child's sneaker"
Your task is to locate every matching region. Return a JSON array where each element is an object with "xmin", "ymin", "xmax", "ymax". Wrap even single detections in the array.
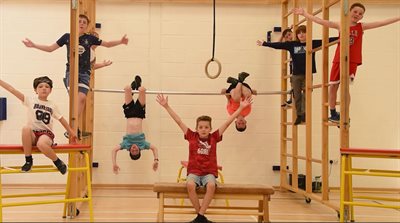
[
  {"xmin": 238, "ymin": 71, "xmax": 250, "ymax": 82},
  {"xmin": 226, "ymin": 77, "xmax": 238, "ymax": 84},
  {"xmin": 294, "ymin": 115, "xmax": 304, "ymax": 125},
  {"xmin": 134, "ymin": 75, "xmax": 142, "ymax": 89},
  {"xmin": 329, "ymin": 113, "xmax": 340, "ymax": 123},
  {"xmin": 21, "ymin": 161, "xmax": 33, "ymax": 172},
  {"xmin": 55, "ymin": 161, "xmax": 68, "ymax": 175}
]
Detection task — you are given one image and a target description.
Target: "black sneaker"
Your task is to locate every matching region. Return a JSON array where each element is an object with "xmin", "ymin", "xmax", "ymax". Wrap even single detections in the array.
[
  {"xmin": 226, "ymin": 77, "xmax": 238, "ymax": 84},
  {"xmin": 238, "ymin": 71, "xmax": 250, "ymax": 82},
  {"xmin": 55, "ymin": 161, "xmax": 67, "ymax": 175},
  {"xmin": 294, "ymin": 115, "xmax": 304, "ymax": 125},
  {"xmin": 130, "ymin": 81, "xmax": 137, "ymax": 91},
  {"xmin": 329, "ymin": 113, "xmax": 340, "ymax": 123},
  {"xmin": 134, "ymin": 75, "xmax": 142, "ymax": 90},
  {"xmin": 21, "ymin": 162, "xmax": 33, "ymax": 172}
]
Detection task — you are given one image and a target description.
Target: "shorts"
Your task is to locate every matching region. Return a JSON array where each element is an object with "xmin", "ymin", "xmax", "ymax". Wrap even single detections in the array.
[
  {"xmin": 187, "ymin": 174, "xmax": 216, "ymax": 187},
  {"xmin": 330, "ymin": 62, "xmax": 358, "ymax": 85},
  {"xmin": 120, "ymin": 133, "xmax": 150, "ymax": 151},
  {"xmin": 63, "ymin": 72, "xmax": 90, "ymax": 95},
  {"xmin": 226, "ymin": 82, "xmax": 252, "ymax": 94},
  {"xmin": 33, "ymin": 130, "xmax": 55, "ymax": 145},
  {"xmin": 123, "ymin": 100, "xmax": 146, "ymax": 119}
]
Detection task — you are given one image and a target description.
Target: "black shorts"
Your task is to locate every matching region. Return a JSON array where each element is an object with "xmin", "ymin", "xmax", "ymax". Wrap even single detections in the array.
[
  {"xmin": 123, "ymin": 100, "xmax": 146, "ymax": 119},
  {"xmin": 226, "ymin": 82, "xmax": 252, "ymax": 93}
]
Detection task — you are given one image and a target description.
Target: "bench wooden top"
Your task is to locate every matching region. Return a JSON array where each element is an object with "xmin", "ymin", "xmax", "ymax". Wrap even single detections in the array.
[
  {"xmin": 0, "ymin": 144, "xmax": 91, "ymax": 154},
  {"xmin": 153, "ymin": 182, "xmax": 274, "ymax": 195}
]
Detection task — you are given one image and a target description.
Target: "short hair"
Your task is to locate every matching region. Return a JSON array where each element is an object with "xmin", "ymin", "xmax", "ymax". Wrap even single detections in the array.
[
  {"xmin": 33, "ymin": 76, "xmax": 53, "ymax": 89},
  {"xmin": 79, "ymin": 14, "xmax": 90, "ymax": 24},
  {"xmin": 280, "ymin": 28, "xmax": 293, "ymax": 42},
  {"xmin": 350, "ymin": 3, "xmax": 365, "ymax": 12},
  {"xmin": 129, "ymin": 150, "xmax": 141, "ymax": 160},
  {"xmin": 295, "ymin": 25, "xmax": 307, "ymax": 41},
  {"xmin": 236, "ymin": 124, "xmax": 247, "ymax": 132},
  {"xmin": 196, "ymin": 115, "xmax": 212, "ymax": 129}
]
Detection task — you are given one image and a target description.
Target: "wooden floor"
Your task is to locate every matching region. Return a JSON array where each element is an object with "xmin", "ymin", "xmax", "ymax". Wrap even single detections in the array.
[{"xmin": 1, "ymin": 186, "xmax": 399, "ymax": 222}]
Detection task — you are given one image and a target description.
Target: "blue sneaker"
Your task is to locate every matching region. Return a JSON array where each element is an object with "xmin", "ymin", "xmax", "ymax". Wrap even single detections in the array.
[{"xmin": 329, "ymin": 113, "xmax": 340, "ymax": 123}]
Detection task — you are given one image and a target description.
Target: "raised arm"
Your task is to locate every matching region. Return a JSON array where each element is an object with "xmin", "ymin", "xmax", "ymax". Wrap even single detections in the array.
[
  {"xmin": 93, "ymin": 60, "xmax": 113, "ymax": 70},
  {"xmin": 0, "ymin": 79, "xmax": 25, "ymax": 102},
  {"xmin": 218, "ymin": 96, "xmax": 252, "ymax": 135},
  {"xmin": 22, "ymin": 38, "xmax": 60, "ymax": 52},
  {"xmin": 156, "ymin": 94, "xmax": 188, "ymax": 134},
  {"xmin": 363, "ymin": 17, "xmax": 400, "ymax": 31},
  {"xmin": 292, "ymin": 8, "xmax": 340, "ymax": 30},
  {"xmin": 150, "ymin": 144, "xmax": 159, "ymax": 171},
  {"xmin": 101, "ymin": 34, "xmax": 129, "ymax": 48}
]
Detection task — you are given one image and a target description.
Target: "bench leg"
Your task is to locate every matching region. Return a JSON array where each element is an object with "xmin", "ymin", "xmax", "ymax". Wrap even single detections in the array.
[
  {"xmin": 158, "ymin": 193, "xmax": 165, "ymax": 222},
  {"xmin": 259, "ymin": 195, "xmax": 270, "ymax": 223}
]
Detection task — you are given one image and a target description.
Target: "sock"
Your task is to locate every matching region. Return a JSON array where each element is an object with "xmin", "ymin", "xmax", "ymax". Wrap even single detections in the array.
[
  {"xmin": 330, "ymin": 109, "xmax": 337, "ymax": 116},
  {"xmin": 53, "ymin": 158, "xmax": 62, "ymax": 167},
  {"xmin": 25, "ymin": 155, "xmax": 33, "ymax": 163}
]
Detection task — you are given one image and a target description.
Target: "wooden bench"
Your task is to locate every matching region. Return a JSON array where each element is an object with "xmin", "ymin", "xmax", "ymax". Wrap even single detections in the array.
[
  {"xmin": 0, "ymin": 144, "xmax": 93, "ymax": 222},
  {"xmin": 153, "ymin": 182, "xmax": 274, "ymax": 222}
]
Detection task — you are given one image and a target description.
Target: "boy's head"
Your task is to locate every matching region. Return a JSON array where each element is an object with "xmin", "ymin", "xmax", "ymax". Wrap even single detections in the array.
[
  {"xmin": 79, "ymin": 14, "xmax": 90, "ymax": 34},
  {"xmin": 33, "ymin": 76, "xmax": 53, "ymax": 89},
  {"xmin": 196, "ymin": 115, "xmax": 212, "ymax": 138},
  {"xmin": 350, "ymin": 3, "xmax": 365, "ymax": 23},
  {"xmin": 281, "ymin": 28, "xmax": 293, "ymax": 42},
  {"xmin": 235, "ymin": 115, "xmax": 247, "ymax": 132},
  {"xmin": 129, "ymin": 144, "xmax": 141, "ymax": 160},
  {"xmin": 295, "ymin": 25, "xmax": 307, "ymax": 42}
]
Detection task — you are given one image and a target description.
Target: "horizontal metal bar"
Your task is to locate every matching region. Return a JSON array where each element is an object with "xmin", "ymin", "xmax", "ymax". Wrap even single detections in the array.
[{"xmin": 93, "ymin": 89, "xmax": 289, "ymax": 95}]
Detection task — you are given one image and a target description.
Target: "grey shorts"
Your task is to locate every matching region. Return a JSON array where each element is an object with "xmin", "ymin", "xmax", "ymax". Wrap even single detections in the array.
[
  {"xmin": 63, "ymin": 72, "xmax": 90, "ymax": 95},
  {"xmin": 186, "ymin": 174, "xmax": 216, "ymax": 187}
]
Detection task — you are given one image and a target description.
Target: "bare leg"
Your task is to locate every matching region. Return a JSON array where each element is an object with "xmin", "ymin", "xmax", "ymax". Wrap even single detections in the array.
[
  {"xmin": 241, "ymin": 85, "xmax": 253, "ymax": 98},
  {"xmin": 137, "ymin": 86, "xmax": 146, "ymax": 106},
  {"xmin": 21, "ymin": 126, "xmax": 34, "ymax": 156},
  {"xmin": 124, "ymin": 85, "xmax": 133, "ymax": 104},
  {"xmin": 230, "ymin": 82, "xmax": 243, "ymax": 102},
  {"xmin": 199, "ymin": 182, "xmax": 216, "ymax": 215},
  {"xmin": 77, "ymin": 92, "xmax": 87, "ymax": 117},
  {"xmin": 36, "ymin": 136, "xmax": 57, "ymax": 161},
  {"xmin": 186, "ymin": 181, "xmax": 201, "ymax": 213},
  {"xmin": 329, "ymin": 84, "xmax": 339, "ymax": 110}
]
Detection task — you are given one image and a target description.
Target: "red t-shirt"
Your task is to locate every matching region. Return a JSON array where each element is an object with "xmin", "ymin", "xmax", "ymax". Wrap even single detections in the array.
[
  {"xmin": 333, "ymin": 23, "xmax": 363, "ymax": 65},
  {"xmin": 226, "ymin": 97, "xmax": 251, "ymax": 117},
  {"xmin": 184, "ymin": 129, "xmax": 222, "ymax": 177}
]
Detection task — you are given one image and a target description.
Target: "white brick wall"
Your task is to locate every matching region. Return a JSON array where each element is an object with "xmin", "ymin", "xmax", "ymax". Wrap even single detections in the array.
[{"xmin": 0, "ymin": 0, "xmax": 399, "ymax": 188}]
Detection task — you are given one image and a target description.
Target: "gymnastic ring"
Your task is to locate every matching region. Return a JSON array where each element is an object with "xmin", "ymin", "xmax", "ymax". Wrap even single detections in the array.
[{"xmin": 205, "ymin": 58, "xmax": 222, "ymax": 79}]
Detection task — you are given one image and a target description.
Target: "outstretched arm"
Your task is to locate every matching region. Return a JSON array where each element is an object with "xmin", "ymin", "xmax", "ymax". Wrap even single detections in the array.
[
  {"xmin": 93, "ymin": 60, "xmax": 113, "ymax": 70},
  {"xmin": 101, "ymin": 34, "xmax": 129, "ymax": 48},
  {"xmin": 0, "ymin": 79, "xmax": 24, "ymax": 102},
  {"xmin": 156, "ymin": 94, "xmax": 188, "ymax": 134},
  {"xmin": 292, "ymin": 8, "xmax": 340, "ymax": 30},
  {"xmin": 218, "ymin": 96, "xmax": 252, "ymax": 135},
  {"xmin": 59, "ymin": 117, "xmax": 78, "ymax": 144},
  {"xmin": 22, "ymin": 38, "xmax": 60, "ymax": 52},
  {"xmin": 363, "ymin": 17, "xmax": 400, "ymax": 31},
  {"xmin": 150, "ymin": 144, "xmax": 159, "ymax": 171},
  {"xmin": 111, "ymin": 145, "xmax": 121, "ymax": 174}
]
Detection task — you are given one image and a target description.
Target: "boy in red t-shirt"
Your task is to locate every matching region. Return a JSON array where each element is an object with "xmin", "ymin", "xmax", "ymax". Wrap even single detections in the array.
[
  {"xmin": 293, "ymin": 3, "xmax": 400, "ymax": 123},
  {"xmin": 156, "ymin": 94, "xmax": 252, "ymax": 223}
]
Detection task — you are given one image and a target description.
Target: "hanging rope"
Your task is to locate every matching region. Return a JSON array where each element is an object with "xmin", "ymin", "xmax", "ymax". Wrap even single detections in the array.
[{"xmin": 205, "ymin": 0, "xmax": 221, "ymax": 79}]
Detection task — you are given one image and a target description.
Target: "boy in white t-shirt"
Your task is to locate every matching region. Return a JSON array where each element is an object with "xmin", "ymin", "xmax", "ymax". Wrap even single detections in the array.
[{"xmin": 0, "ymin": 76, "xmax": 77, "ymax": 174}]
